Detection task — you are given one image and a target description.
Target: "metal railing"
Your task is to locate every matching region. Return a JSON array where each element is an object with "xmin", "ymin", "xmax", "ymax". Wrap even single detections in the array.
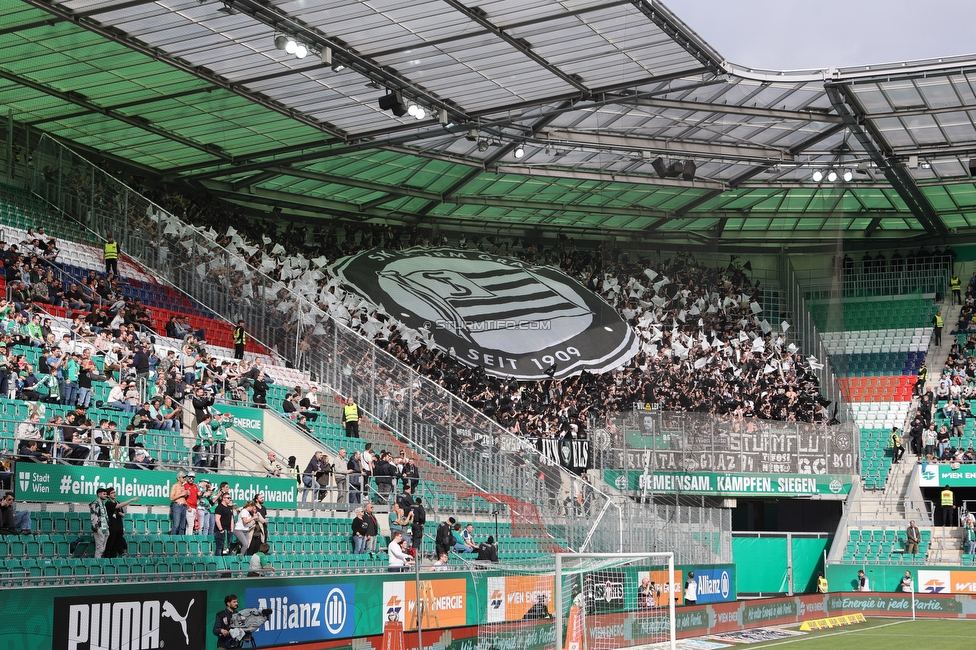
[{"xmin": 797, "ymin": 259, "xmax": 953, "ymax": 300}]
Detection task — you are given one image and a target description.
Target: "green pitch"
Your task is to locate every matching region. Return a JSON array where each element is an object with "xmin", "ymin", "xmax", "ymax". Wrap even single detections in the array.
[{"xmin": 733, "ymin": 618, "xmax": 976, "ymax": 649}]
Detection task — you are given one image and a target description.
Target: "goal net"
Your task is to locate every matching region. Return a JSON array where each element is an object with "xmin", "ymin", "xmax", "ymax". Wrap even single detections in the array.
[{"xmin": 471, "ymin": 553, "xmax": 676, "ymax": 650}]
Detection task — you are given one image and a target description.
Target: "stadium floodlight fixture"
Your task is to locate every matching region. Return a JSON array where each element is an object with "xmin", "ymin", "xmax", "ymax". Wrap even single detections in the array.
[
  {"xmin": 274, "ymin": 35, "xmax": 289, "ymax": 50},
  {"xmin": 407, "ymin": 104, "xmax": 426, "ymax": 120},
  {"xmin": 513, "ymin": 143, "xmax": 525, "ymax": 159},
  {"xmin": 477, "ymin": 138, "xmax": 489, "ymax": 152},
  {"xmin": 284, "ymin": 38, "xmax": 298, "ymax": 55},
  {"xmin": 827, "ymin": 170, "xmax": 838, "ymax": 182},
  {"xmin": 812, "ymin": 170, "xmax": 823, "ymax": 182},
  {"xmin": 843, "ymin": 169, "xmax": 853, "ymax": 182},
  {"xmin": 294, "ymin": 43, "xmax": 308, "ymax": 59}
]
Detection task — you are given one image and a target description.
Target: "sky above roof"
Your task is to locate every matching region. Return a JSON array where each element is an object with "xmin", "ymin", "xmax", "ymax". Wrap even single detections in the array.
[{"xmin": 679, "ymin": 0, "xmax": 976, "ymax": 71}]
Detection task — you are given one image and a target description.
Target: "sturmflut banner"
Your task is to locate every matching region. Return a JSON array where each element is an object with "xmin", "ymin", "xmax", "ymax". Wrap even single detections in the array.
[{"xmin": 330, "ymin": 247, "xmax": 637, "ymax": 380}]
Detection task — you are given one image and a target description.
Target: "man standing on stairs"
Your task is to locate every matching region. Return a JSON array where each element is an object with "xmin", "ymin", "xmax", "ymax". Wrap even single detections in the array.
[
  {"xmin": 941, "ymin": 485, "xmax": 957, "ymax": 527},
  {"xmin": 914, "ymin": 363, "xmax": 928, "ymax": 398},
  {"xmin": 890, "ymin": 427, "xmax": 905, "ymax": 464},
  {"xmin": 103, "ymin": 234, "xmax": 119, "ymax": 277},
  {"xmin": 233, "ymin": 320, "xmax": 246, "ymax": 360},
  {"xmin": 951, "ymin": 273, "xmax": 963, "ymax": 306},
  {"xmin": 906, "ymin": 520, "xmax": 921, "ymax": 556},
  {"xmin": 933, "ymin": 310, "xmax": 944, "ymax": 347},
  {"xmin": 344, "ymin": 397, "xmax": 361, "ymax": 438}
]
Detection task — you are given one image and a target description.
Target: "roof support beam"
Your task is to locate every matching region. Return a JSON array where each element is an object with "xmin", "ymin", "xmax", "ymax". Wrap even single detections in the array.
[
  {"xmin": 492, "ymin": 165, "xmax": 726, "ymax": 191},
  {"xmin": 437, "ymin": 0, "xmax": 589, "ymax": 93},
  {"xmin": 0, "ymin": 68, "xmax": 232, "ymax": 162},
  {"xmin": 26, "ymin": 84, "xmax": 219, "ymax": 127},
  {"xmin": 825, "ymin": 83, "xmax": 948, "ymax": 238},
  {"xmin": 547, "ymin": 129, "xmax": 792, "ymax": 163},
  {"xmin": 204, "ymin": 178, "xmax": 666, "ymax": 221},
  {"xmin": 615, "ymin": 96, "xmax": 844, "ymax": 123},
  {"xmin": 231, "ymin": 171, "xmax": 282, "ymax": 190},
  {"xmin": 626, "ymin": 0, "xmax": 728, "ymax": 72},
  {"xmin": 367, "ymin": 1, "xmax": 633, "ymax": 59},
  {"xmin": 0, "ymin": 16, "xmax": 62, "ymax": 36}
]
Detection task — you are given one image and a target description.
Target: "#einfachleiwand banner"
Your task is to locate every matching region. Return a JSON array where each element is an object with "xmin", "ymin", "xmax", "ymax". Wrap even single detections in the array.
[
  {"xmin": 330, "ymin": 247, "xmax": 638, "ymax": 380},
  {"xmin": 14, "ymin": 464, "xmax": 298, "ymax": 507}
]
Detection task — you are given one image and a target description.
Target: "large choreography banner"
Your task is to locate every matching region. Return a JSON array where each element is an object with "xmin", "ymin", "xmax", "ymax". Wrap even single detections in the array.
[{"xmin": 331, "ymin": 247, "xmax": 637, "ymax": 380}]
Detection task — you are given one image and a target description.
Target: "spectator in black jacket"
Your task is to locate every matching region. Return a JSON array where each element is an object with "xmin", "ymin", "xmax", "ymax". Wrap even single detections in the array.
[
  {"xmin": 401, "ymin": 458, "xmax": 420, "ymax": 492},
  {"xmin": 131, "ymin": 345, "xmax": 150, "ymax": 401},
  {"xmin": 373, "ymin": 452, "xmax": 398, "ymax": 505},
  {"xmin": 192, "ymin": 386, "xmax": 215, "ymax": 422},
  {"xmin": 363, "ymin": 502, "xmax": 380, "ymax": 554},
  {"xmin": 477, "ymin": 536, "xmax": 499, "ymax": 563},
  {"xmin": 351, "ymin": 508, "xmax": 369, "ymax": 554},
  {"xmin": 250, "ymin": 371, "xmax": 269, "ymax": 409},
  {"xmin": 436, "ymin": 516, "xmax": 457, "ymax": 557},
  {"xmin": 410, "ymin": 497, "xmax": 426, "ymax": 551}
]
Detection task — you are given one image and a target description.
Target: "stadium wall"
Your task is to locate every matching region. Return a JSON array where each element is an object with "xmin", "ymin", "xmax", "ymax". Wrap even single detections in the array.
[
  {"xmin": 0, "ymin": 563, "xmax": 734, "ymax": 650},
  {"xmin": 826, "ymin": 564, "xmax": 976, "ymax": 597}
]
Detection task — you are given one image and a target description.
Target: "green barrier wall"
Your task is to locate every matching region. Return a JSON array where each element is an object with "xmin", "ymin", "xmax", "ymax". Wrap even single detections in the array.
[
  {"xmin": 793, "ymin": 537, "xmax": 831, "ymax": 593},
  {"xmin": 732, "ymin": 536, "xmax": 831, "ymax": 594},
  {"xmin": 733, "ymin": 537, "xmax": 788, "ymax": 593}
]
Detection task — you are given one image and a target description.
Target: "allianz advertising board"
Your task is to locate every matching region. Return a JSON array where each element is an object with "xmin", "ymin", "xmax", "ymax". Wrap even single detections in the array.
[
  {"xmin": 245, "ymin": 584, "xmax": 356, "ymax": 644},
  {"xmin": 693, "ymin": 567, "xmax": 734, "ymax": 604}
]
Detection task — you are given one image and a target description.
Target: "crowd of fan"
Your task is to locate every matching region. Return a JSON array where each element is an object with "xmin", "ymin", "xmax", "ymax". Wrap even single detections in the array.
[
  {"xmin": 146, "ymin": 187, "xmax": 831, "ymax": 438},
  {"xmin": 907, "ymin": 278, "xmax": 976, "ymax": 464}
]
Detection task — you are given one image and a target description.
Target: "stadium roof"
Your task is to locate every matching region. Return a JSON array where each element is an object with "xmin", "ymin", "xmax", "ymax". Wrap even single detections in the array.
[{"xmin": 5, "ymin": 0, "xmax": 976, "ymax": 246}]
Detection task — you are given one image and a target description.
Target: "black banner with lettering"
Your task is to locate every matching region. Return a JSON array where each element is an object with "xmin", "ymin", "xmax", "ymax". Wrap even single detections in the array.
[{"xmin": 536, "ymin": 438, "xmax": 592, "ymax": 474}]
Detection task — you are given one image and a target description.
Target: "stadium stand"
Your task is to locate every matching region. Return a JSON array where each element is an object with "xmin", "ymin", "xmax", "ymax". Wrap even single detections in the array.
[
  {"xmin": 841, "ymin": 527, "xmax": 932, "ymax": 565},
  {"xmin": 813, "ymin": 295, "xmax": 936, "ymax": 489}
]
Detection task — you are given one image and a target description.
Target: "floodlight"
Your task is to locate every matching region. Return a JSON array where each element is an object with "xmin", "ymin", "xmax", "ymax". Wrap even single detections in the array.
[
  {"xmin": 274, "ymin": 35, "xmax": 289, "ymax": 50},
  {"xmin": 681, "ymin": 161, "xmax": 697, "ymax": 181},
  {"xmin": 284, "ymin": 38, "xmax": 298, "ymax": 55},
  {"xmin": 827, "ymin": 170, "xmax": 838, "ymax": 182},
  {"xmin": 477, "ymin": 138, "xmax": 489, "ymax": 152},
  {"xmin": 408, "ymin": 104, "xmax": 419, "ymax": 117},
  {"xmin": 513, "ymin": 144, "xmax": 525, "ymax": 159},
  {"xmin": 812, "ymin": 170, "xmax": 823, "ymax": 182},
  {"xmin": 843, "ymin": 169, "xmax": 853, "ymax": 182},
  {"xmin": 294, "ymin": 43, "xmax": 308, "ymax": 59}
]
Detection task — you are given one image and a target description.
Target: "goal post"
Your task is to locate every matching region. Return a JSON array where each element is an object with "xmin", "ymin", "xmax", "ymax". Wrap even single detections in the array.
[
  {"xmin": 470, "ymin": 552, "xmax": 677, "ymax": 650},
  {"xmin": 555, "ymin": 552, "xmax": 677, "ymax": 650}
]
